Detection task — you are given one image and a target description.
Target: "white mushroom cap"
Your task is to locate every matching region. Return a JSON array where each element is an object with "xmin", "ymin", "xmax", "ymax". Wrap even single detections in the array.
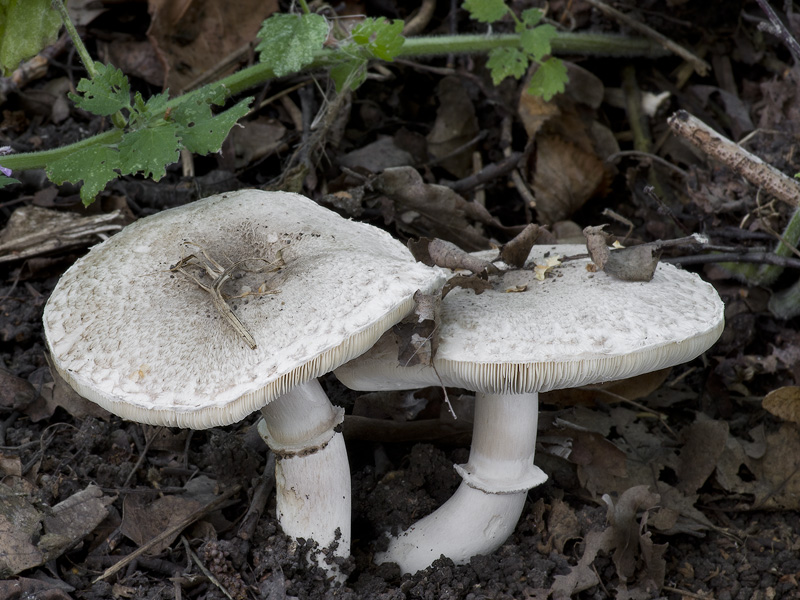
[
  {"xmin": 43, "ymin": 190, "xmax": 445, "ymax": 429},
  {"xmin": 335, "ymin": 244, "xmax": 725, "ymax": 393}
]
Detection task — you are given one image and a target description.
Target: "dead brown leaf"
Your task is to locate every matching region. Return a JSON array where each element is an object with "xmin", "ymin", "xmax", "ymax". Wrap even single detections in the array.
[
  {"xmin": 677, "ymin": 418, "xmax": 729, "ymax": 495},
  {"xmin": 121, "ymin": 494, "xmax": 203, "ymax": 555},
  {"xmin": 146, "ymin": 0, "xmax": 279, "ymax": 93},
  {"xmin": 546, "ymin": 498, "xmax": 580, "ymax": 554},
  {"xmin": 372, "ymin": 167, "xmax": 494, "ymax": 250},
  {"xmin": 603, "ymin": 244, "xmax": 662, "ymax": 282},
  {"xmin": 426, "ymin": 76, "xmax": 479, "ymax": 178},
  {"xmin": 500, "ymin": 224, "xmax": 541, "ymax": 268},
  {"xmin": 531, "ymin": 136, "xmax": 607, "ymax": 225},
  {"xmin": 763, "ymin": 386, "xmax": 800, "ymax": 423}
]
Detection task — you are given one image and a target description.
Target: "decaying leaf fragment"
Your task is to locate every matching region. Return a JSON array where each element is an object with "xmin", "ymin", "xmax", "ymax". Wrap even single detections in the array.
[
  {"xmin": 763, "ymin": 386, "xmax": 800, "ymax": 423},
  {"xmin": 441, "ymin": 274, "xmax": 493, "ymax": 297},
  {"xmin": 604, "ymin": 243, "xmax": 662, "ymax": 282},
  {"xmin": 583, "ymin": 224, "xmax": 612, "ymax": 270},
  {"xmin": 392, "ymin": 291, "xmax": 440, "ymax": 367},
  {"xmin": 500, "ymin": 223, "xmax": 541, "ymax": 268},
  {"xmin": 408, "ymin": 237, "xmax": 498, "ymax": 275},
  {"xmin": 549, "ymin": 485, "xmax": 666, "ymax": 599}
]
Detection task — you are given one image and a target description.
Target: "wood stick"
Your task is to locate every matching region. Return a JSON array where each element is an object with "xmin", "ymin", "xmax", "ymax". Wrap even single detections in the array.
[
  {"xmin": 668, "ymin": 110, "xmax": 800, "ymax": 208},
  {"xmin": 93, "ymin": 484, "xmax": 241, "ymax": 583}
]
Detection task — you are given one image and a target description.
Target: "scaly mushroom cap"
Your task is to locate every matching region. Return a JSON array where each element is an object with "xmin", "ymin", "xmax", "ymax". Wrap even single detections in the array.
[
  {"xmin": 43, "ymin": 190, "xmax": 444, "ymax": 428},
  {"xmin": 335, "ymin": 244, "xmax": 725, "ymax": 393}
]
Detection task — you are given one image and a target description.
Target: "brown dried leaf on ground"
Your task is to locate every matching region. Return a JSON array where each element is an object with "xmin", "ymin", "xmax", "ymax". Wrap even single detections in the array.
[
  {"xmin": 715, "ymin": 423, "xmax": 800, "ymax": 510},
  {"xmin": 146, "ymin": 0, "xmax": 279, "ymax": 93},
  {"xmin": 762, "ymin": 386, "xmax": 800, "ymax": 423},
  {"xmin": 0, "ymin": 481, "xmax": 111, "ymax": 577},
  {"xmin": 426, "ymin": 76, "xmax": 479, "ymax": 178},
  {"xmin": 677, "ymin": 418, "xmax": 729, "ymax": 495},
  {"xmin": 519, "ymin": 62, "xmax": 616, "ymax": 225},
  {"xmin": 120, "ymin": 478, "xmax": 222, "ymax": 555},
  {"xmin": 550, "ymin": 486, "xmax": 665, "ymax": 599},
  {"xmin": 372, "ymin": 167, "xmax": 495, "ymax": 249}
]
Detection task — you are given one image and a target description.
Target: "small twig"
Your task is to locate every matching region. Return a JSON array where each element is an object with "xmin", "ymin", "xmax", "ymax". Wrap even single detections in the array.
[
  {"xmin": 171, "ymin": 243, "xmax": 284, "ymax": 350},
  {"xmin": 181, "ymin": 537, "xmax": 235, "ymax": 600},
  {"xmin": 585, "ymin": 0, "xmax": 710, "ymax": 75},
  {"xmin": 443, "ymin": 152, "xmax": 524, "ymax": 193},
  {"xmin": 754, "ymin": 0, "xmax": 800, "ymax": 62},
  {"xmin": 121, "ymin": 426, "xmax": 163, "ymax": 488},
  {"xmin": 237, "ymin": 451, "xmax": 276, "ymax": 541},
  {"xmin": 664, "ymin": 251, "xmax": 800, "ymax": 269},
  {"xmin": 93, "ymin": 484, "xmax": 241, "ymax": 583},
  {"xmin": 668, "ymin": 110, "xmax": 800, "ymax": 209},
  {"xmin": 604, "ymin": 150, "xmax": 688, "ymax": 178}
]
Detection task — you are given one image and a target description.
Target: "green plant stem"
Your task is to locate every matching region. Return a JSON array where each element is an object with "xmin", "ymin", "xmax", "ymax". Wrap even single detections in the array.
[
  {"xmin": 51, "ymin": 0, "xmax": 96, "ymax": 79},
  {"xmin": 1, "ymin": 31, "xmax": 666, "ymax": 172},
  {"xmin": 297, "ymin": 0, "xmax": 311, "ymax": 15},
  {"xmin": 52, "ymin": 0, "xmax": 128, "ymax": 130}
]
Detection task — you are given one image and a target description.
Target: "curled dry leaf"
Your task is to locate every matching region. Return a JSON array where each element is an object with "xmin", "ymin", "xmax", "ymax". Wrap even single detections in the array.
[
  {"xmin": 604, "ymin": 244, "xmax": 662, "ymax": 282},
  {"xmin": 441, "ymin": 274, "xmax": 493, "ymax": 298},
  {"xmin": 500, "ymin": 223, "xmax": 541, "ymax": 268},
  {"xmin": 428, "ymin": 238, "xmax": 498, "ymax": 275},
  {"xmin": 583, "ymin": 224, "xmax": 611, "ymax": 269}
]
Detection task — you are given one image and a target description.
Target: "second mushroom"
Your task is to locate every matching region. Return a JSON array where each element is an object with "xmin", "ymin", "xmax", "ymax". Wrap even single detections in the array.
[{"xmin": 335, "ymin": 243, "xmax": 725, "ymax": 574}]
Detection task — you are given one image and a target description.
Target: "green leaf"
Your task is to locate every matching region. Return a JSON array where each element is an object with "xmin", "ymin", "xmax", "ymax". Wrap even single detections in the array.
[
  {"xmin": 486, "ymin": 47, "xmax": 528, "ymax": 85},
  {"xmin": 520, "ymin": 23, "xmax": 556, "ymax": 61},
  {"xmin": 351, "ymin": 17, "xmax": 405, "ymax": 61},
  {"xmin": 527, "ymin": 57, "xmax": 568, "ymax": 101},
  {"xmin": 0, "ymin": 0, "xmax": 62, "ymax": 75},
  {"xmin": 69, "ymin": 62, "xmax": 131, "ymax": 116},
  {"xmin": 256, "ymin": 13, "xmax": 329, "ymax": 77},
  {"xmin": 174, "ymin": 97, "xmax": 253, "ymax": 154},
  {"xmin": 118, "ymin": 125, "xmax": 180, "ymax": 180},
  {"xmin": 463, "ymin": 0, "xmax": 509, "ymax": 23},
  {"xmin": 329, "ymin": 58, "xmax": 367, "ymax": 92},
  {"xmin": 520, "ymin": 8, "xmax": 544, "ymax": 29},
  {"xmin": 47, "ymin": 145, "xmax": 121, "ymax": 205},
  {"xmin": 0, "ymin": 174, "xmax": 20, "ymax": 188}
]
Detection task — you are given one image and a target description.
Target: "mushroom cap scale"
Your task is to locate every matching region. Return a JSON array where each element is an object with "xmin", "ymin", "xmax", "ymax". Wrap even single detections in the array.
[
  {"xmin": 43, "ymin": 190, "xmax": 444, "ymax": 429},
  {"xmin": 335, "ymin": 244, "xmax": 725, "ymax": 394}
]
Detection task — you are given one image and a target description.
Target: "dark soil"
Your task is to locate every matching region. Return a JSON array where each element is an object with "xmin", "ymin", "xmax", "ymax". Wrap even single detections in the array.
[{"xmin": 3, "ymin": 0, "xmax": 800, "ymax": 599}]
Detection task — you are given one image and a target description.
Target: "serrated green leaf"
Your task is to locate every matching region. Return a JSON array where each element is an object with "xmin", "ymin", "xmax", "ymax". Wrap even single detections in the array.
[
  {"xmin": 520, "ymin": 23, "xmax": 556, "ymax": 61},
  {"xmin": 0, "ymin": 0, "xmax": 63, "ymax": 76},
  {"xmin": 520, "ymin": 8, "xmax": 544, "ymax": 29},
  {"xmin": 256, "ymin": 13, "xmax": 329, "ymax": 77},
  {"xmin": 47, "ymin": 145, "xmax": 121, "ymax": 205},
  {"xmin": 118, "ymin": 125, "xmax": 180, "ymax": 180},
  {"xmin": 463, "ymin": 0, "xmax": 509, "ymax": 23},
  {"xmin": 351, "ymin": 17, "xmax": 405, "ymax": 61},
  {"xmin": 69, "ymin": 62, "xmax": 131, "ymax": 116},
  {"xmin": 527, "ymin": 57, "xmax": 568, "ymax": 101},
  {"xmin": 486, "ymin": 47, "xmax": 528, "ymax": 85},
  {"xmin": 175, "ymin": 97, "xmax": 252, "ymax": 154}
]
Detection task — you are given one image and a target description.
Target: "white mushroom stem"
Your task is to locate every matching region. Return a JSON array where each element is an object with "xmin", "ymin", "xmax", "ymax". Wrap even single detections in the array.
[
  {"xmin": 377, "ymin": 392, "xmax": 547, "ymax": 573},
  {"xmin": 258, "ymin": 379, "xmax": 351, "ymax": 571}
]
